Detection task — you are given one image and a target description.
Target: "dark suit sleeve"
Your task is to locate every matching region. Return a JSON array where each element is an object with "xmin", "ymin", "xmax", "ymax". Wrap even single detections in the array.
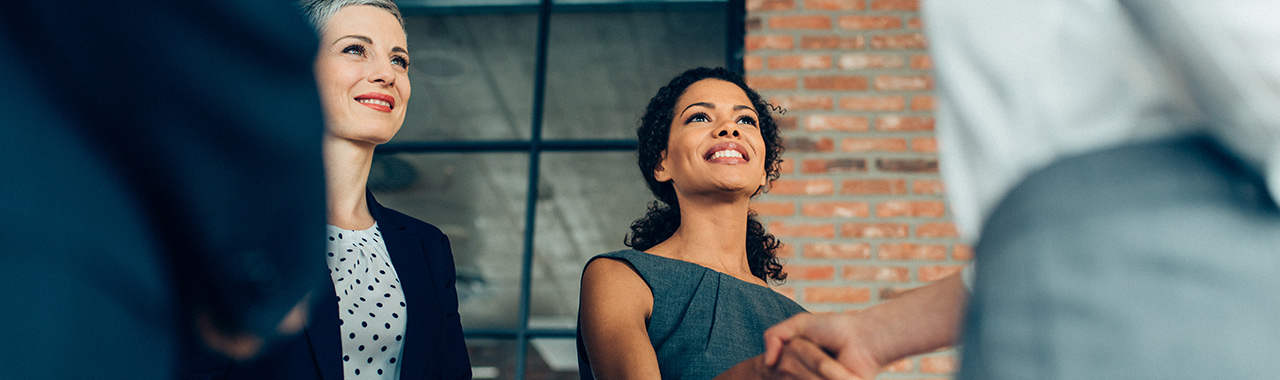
[
  {"xmin": 0, "ymin": 0, "xmax": 327, "ymax": 338},
  {"xmin": 433, "ymin": 233, "xmax": 474, "ymax": 380}
]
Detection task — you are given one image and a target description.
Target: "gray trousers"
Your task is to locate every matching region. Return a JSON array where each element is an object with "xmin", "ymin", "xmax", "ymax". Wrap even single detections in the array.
[{"xmin": 959, "ymin": 135, "xmax": 1280, "ymax": 379}]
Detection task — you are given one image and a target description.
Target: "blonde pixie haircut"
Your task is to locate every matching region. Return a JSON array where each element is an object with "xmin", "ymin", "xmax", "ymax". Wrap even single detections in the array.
[{"xmin": 299, "ymin": 0, "xmax": 404, "ymax": 32}]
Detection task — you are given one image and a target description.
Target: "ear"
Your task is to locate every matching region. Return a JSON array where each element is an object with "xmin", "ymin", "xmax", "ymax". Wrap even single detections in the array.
[{"xmin": 653, "ymin": 151, "xmax": 673, "ymax": 183}]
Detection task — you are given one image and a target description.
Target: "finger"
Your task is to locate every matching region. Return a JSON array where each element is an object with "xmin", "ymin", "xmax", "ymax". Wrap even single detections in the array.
[
  {"xmin": 782, "ymin": 338, "xmax": 860, "ymax": 380},
  {"xmin": 764, "ymin": 314, "xmax": 809, "ymax": 366}
]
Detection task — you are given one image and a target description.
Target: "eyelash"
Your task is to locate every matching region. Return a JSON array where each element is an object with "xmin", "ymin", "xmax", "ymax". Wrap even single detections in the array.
[
  {"xmin": 684, "ymin": 112, "xmax": 758, "ymax": 127},
  {"xmin": 342, "ymin": 43, "xmax": 410, "ymax": 69}
]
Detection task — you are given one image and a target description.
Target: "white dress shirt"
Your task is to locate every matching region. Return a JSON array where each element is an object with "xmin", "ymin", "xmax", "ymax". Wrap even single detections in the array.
[{"xmin": 922, "ymin": 0, "xmax": 1280, "ymax": 241}]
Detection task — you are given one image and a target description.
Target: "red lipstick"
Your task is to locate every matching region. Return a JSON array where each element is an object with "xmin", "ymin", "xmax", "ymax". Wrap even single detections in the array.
[{"xmin": 354, "ymin": 92, "xmax": 396, "ymax": 112}]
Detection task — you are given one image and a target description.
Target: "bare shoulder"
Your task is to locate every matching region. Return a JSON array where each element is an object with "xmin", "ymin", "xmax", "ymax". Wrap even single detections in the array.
[{"xmin": 580, "ymin": 256, "xmax": 653, "ymax": 318}]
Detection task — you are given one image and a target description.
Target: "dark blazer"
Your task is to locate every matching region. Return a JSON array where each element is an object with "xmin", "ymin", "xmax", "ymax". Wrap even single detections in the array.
[
  {"xmin": 1, "ymin": 1, "xmax": 326, "ymax": 379},
  {"xmin": 181, "ymin": 191, "xmax": 472, "ymax": 380}
]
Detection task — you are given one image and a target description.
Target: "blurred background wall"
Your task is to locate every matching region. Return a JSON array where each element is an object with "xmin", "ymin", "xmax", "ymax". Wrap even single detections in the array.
[
  {"xmin": 746, "ymin": 0, "xmax": 964, "ymax": 378},
  {"xmin": 373, "ymin": 0, "xmax": 963, "ymax": 378}
]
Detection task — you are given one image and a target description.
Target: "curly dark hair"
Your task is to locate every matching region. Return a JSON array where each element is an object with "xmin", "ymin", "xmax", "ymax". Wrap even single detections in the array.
[{"xmin": 623, "ymin": 67, "xmax": 787, "ymax": 284}]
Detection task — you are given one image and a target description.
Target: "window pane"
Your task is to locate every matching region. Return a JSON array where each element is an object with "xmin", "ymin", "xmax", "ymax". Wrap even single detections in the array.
[
  {"xmin": 542, "ymin": 4, "xmax": 728, "ymax": 140},
  {"xmin": 395, "ymin": 12, "xmax": 538, "ymax": 142},
  {"xmin": 466, "ymin": 339, "xmax": 580, "ymax": 380},
  {"xmin": 370, "ymin": 152, "xmax": 528, "ymax": 329},
  {"xmin": 531, "ymin": 152, "xmax": 653, "ymax": 325}
]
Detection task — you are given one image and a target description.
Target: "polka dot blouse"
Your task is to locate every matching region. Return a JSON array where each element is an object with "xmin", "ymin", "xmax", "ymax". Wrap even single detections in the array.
[{"xmin": 326, "ymin": 223, "xmax": 407, "ymax": 380}]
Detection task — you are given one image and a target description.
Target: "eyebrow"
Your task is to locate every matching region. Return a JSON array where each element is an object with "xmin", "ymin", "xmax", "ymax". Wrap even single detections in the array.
[
  {"xmin": 679, "ymin": 102, "xmax": 759, "ymax": 118},
  {"xmin": 333, "ymin": 35, "xmax": 409, "ymax": 55}
]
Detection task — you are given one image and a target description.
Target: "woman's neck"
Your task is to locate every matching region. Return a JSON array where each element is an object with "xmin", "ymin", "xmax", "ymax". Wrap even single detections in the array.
[
  {"xmin": 648, "ymin": 195, "xmax": 759, "ymax": 284},
  {"xmin": 324, "ymin": 135, "xmax": 376, "ymax": 230}
]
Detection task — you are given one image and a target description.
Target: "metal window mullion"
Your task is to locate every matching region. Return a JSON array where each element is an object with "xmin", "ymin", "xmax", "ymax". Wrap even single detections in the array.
[{"xmin": 515, "ymin": 0, "xmax": 554, "ymax": 378}]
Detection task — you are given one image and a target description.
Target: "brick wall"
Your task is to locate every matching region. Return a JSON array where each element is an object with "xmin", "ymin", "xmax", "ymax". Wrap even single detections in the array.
[{"xmin": 745, "ymin": 0, "xmax": 967, "ymax": 378}]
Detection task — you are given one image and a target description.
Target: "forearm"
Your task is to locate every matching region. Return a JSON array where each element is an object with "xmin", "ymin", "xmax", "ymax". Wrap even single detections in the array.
[{"xmin": 852, "ymin": 273, "xmax": 968, "ymax": 364}]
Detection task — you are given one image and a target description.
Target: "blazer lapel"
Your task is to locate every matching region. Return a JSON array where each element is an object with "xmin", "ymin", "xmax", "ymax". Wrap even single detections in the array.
[{"xmin": 368, "ymin": 191, "xmax": 442, "ymax": 379}]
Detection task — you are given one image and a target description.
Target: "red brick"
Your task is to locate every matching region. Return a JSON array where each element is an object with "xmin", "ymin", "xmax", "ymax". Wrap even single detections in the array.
[
  {"xmin": 911, "ymin": 94, "xmax": 935, "ymax": 110},
  {"xmin": 777, "ymin": 160, "xmax": 795, "ymax": 174},
  {"xmin": 775, "ymin": 115, "xmax": 799, "ymax": 131},
  {"xmin": 804, "ymin": 286, "xmax": 871, "ymax": 303},
  {"xmin": 770, "ymin": 15, "xmax": 832, "ymax": 30},
  {"xmin": 876, "ymin": 158, "xmax": 938, "ymax": 173},
  {"xmin": 786, "ymin": 137, "xmax": 835, "ymax": 152},
  {"xmin": 843, "ymin": 265, "xmax": 910, "ymax": 282},
  {"xmin": 910, "ymin": 54, "xmax": 933, "ymax": 69},
  {"xmin": 877, "ymin": 116, "xmax": 935, "ymax": 131},
  {"xmin": 746, "ymin": 17, "xmax": 762, "ymax": 31},
  {"xmin": 840, "ymin": 95, "xmax": 905, "ymax": 111},
  {"xmin": 919, "ymin": 265, "xmax": 965, "ymax": 282},
  {"xmin": 841, "ymin": 223, "xmax": 909, "ymax": 238},
  {"xmin": 746, "ymin": 74, "xmax": 796, "ymax": 90},
  {"xmin": 803, "ymin": 0, "xmax": 864, "ymax": 10},
  {"xmin": 842, "ymin": 138, "xmax": 908, "ymax": 152},
  {"xmin": 802, "ymin": 243, "xmax": 871, "ymax": 259},
  {"xmin": 770, "ymin": 179, "xmax": 835, "ymax": 195},
  {"xmin": 840, "ymin": 179, "xmax": 906, "ymax": 194},
  {"xmin": 954, "ymin": 244, "xmax": 973, "ymax": 260},
  {"xmin": 804, "ymin": 75, "xmax": 868, "ymax": 91},
  {"xmin": 876, "ymin": 200, "xmax": 946, "ymax": 218},
  {"xmin": 912, "ymin": 179, "xmax": 946, "ymax": 195},
  {"xmin": 776, "ymin": 243, "xmax": 795, "ymax": 258},
  {"xmin": 870, "ymin": 33, "xmax": 928, "ymax": 50},
  {"xmin": 884, "ymin": 358, "xmax": 914, "ymax": 372},
  {"xmin": 874, "ymin": 74, "xmax": 934, "ymax": 91},
  {"xmin": 921, "ymin": 355, "xmax": 957, "ymax": 374},
  {"xmin": 837, "ymin": 15, "xmax": 902, "ymax": 30},
  {"xmin": 750, "ymin": 201, "xmax": 795, "ymax": 216},
  {"xmin": 878, "ymin": 243, "xmax": 948, "ymax": 260},
  {"xmin": 770, "ymin": 95, "xmax": 833, "ymax": 110},
  {"xmin": 907, "ymin": 17, "xmax": 924, "ymax": 29},
  {"xmin": 837, "ymin": 53, "xmax": 905, "ymax": 69},
  {"xmin": 870, "ymin": 0, "xmax": 918, "ymax": 11},
  {"xmin": 917, "ymin": 222, "xmax": 958, "ymax": 238},
  {"xmin": 744, "ymin": 55, "xmax": 764, "ymax": 71},
  {"xmin": 768, "ymin": 54, "xmax": 832, "ymax": 70},
  {"xmin": 745, "ymin": 35, "xmax": 795, "ymax": 51},
  {"xmin": 768, "ymin": 221, "xmax": 836, "ymax": 239},
  {"xmin": 805, "ymin": 115, "xmax": 869, "ymax": 132},
  {"xmin": 912, "ymin": 136, "xmax": 938, "ymax": 152},
  {"xmin": 748, "ymin": 0, "xmax": 796, "ymax": 10},
  {"xmin": 801, "ymin": 201, "xmax": 870, "ymax": 218},
  {"xmin": 800, "ymin": 36, "xmax": 865, "ymax": 50},
  {"xmin": 786, "ymin": 264, "xmax": 836, "ymax": 281},
  {"xmin": 801, "ymin": 158, "xmax": 868, "ymax": 174}
]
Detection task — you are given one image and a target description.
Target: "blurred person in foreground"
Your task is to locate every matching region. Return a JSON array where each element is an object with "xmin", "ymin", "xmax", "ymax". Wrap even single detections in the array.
[
  {"xmin": 0, "ymin": 1, "xmax": 328, "ymax": 379},
  {"xmin": 764, "ymin": 1, "xmax": 1280, "ymax": 379},
  {"xmin": 577, "ymin": 67, "xmax": 837, "ymax": 380},
  {"xmin": 180, "ymin": 1, "xmax": 471, "ymax": 379}
]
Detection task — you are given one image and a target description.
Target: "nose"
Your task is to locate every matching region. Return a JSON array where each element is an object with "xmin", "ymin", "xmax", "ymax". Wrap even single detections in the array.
[
  {"xmin": 368, "ymin": 61, "xmax": 396, "ymax": 86},
  {"xmin": 715, "ymin": 123, "xmax": 741, "ymax": 138}
]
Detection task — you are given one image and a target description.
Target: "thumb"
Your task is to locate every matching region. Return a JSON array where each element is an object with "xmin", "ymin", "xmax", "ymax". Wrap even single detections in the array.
[{"xmin": 763, "ymin": 313, "xmax": 810, "ymax": 366}]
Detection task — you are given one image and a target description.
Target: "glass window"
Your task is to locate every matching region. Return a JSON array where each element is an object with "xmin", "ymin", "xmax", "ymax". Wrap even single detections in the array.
[{"xmin": 376, "ymin": 1, "xmax": 738, "ymax": 378}]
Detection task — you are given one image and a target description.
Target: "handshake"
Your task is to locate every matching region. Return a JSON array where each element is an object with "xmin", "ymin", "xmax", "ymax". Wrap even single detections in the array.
[{"xmin": 760, "ymin": 274, "xmax": 967, "ymax": 380}]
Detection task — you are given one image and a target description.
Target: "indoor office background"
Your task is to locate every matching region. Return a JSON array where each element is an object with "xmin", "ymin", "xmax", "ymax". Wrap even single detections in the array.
[{"xmin": 372, "ymin": 0, "xmax": 964, "ymax": 379}]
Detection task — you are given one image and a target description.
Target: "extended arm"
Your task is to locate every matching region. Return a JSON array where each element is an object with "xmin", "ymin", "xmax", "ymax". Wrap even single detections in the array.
[{"xmin": 763, "ymin": 273, "xmax": 969, "ymax": 379}]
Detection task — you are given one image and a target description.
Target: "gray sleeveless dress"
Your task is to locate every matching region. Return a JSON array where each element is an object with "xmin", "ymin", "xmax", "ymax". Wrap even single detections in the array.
[{"xmin": 576, "ymin": 249, "xmax": 808, "ymax": 380}]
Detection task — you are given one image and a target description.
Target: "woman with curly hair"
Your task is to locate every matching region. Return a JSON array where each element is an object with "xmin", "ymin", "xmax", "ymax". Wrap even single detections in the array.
[{"xmin": 577, "ymin": 67, "xmax": 831, "ymax": 380}]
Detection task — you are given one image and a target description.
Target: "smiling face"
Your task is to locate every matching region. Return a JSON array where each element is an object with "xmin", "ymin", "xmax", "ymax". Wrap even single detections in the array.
[
  {"xmin": 653, "ymin": 79, "xmax": 769, "ymax": 201},
  {"xmin": 314, "ymin": 5, "xmax": 411, "ymax": 145}
]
